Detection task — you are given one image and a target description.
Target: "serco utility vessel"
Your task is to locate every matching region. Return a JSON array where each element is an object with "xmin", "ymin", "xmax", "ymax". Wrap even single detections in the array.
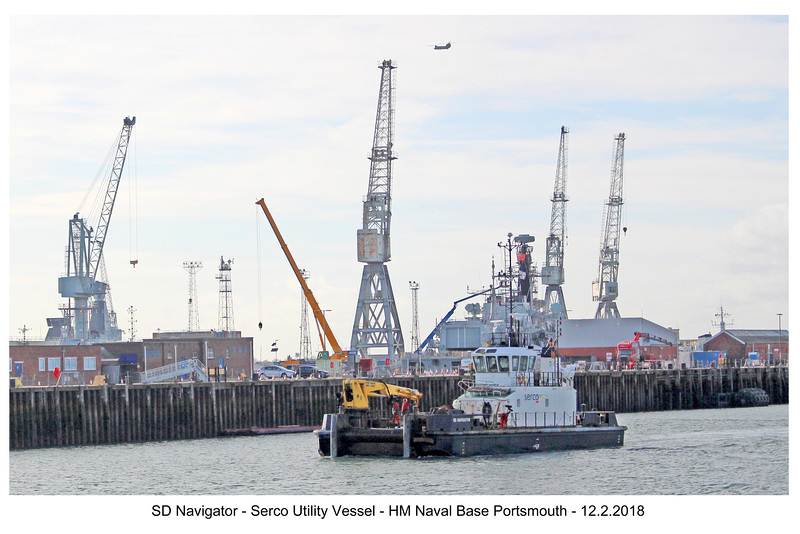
[{"xmin": 315, "ymin": 346, "xmax": 626, "ymax": 457}]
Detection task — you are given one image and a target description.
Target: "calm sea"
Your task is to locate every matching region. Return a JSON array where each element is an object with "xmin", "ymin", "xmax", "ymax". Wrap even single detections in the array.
[{"xmin": 9, "ymin": 404, "xmax": 788, "ymax": 495}]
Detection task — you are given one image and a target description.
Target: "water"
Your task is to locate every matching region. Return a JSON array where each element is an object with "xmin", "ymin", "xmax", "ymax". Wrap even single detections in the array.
[{"xmin": 9, "ymin": 405, "xmax": 788, "ymax": 495}]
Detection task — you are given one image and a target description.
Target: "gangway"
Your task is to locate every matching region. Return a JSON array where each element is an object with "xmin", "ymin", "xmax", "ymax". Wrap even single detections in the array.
[{"xmin": 140, "ymin": 359, "xmax": 208, "ymax": 383}]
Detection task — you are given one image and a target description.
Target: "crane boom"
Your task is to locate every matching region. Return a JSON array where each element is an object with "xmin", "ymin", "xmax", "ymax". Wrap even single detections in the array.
[
  {"xmin": 88, "ymin": 116, "xmax": 136, "ymax": 279},
  {"xmin": 341, "ymin": 379, "xmax": 422, "ymax": 410},
  {"xmin": 415, "ymin": 288, "xmax": 492, "ymax": 354},
  {"xmin": 256, "ymin": 198, "xmax": 344, "ymax": 357}
]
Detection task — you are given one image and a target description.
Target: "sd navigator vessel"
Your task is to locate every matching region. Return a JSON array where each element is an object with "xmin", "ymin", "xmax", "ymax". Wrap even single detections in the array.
[{"xmin": 315, "ymin": 345, "xmax": 626, "ymax": 457}]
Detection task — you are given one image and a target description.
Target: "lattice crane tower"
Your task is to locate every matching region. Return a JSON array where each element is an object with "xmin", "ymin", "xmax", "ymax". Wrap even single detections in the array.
[
  {"xmin": 216, "ymin": 256, "xmax": 234, "ymax": 332},
  {"xmin": 351, "ymin": 59, "xmax": 405, "ymax": 361},
  {"xmin": 409, "ymin": 281, "xmax": 420, "ymax": 353},
  {"xmin": 593, "ymin": 133, "xmax": 626, "ymax": 319},
  {"xmin": 542, "ymin": 126, "xmax": 569, "ymax": 319},
  {"xmin": 299, "ymin": 269, "xmax": 312, "ymax": 359},
  {"xmin": 184, "ymin": 261, "xmax": 203, "ymax": 331}
]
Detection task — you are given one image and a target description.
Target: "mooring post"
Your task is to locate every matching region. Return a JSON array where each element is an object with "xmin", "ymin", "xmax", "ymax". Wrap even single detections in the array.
[
  {"xmin": 403, "ymin": 414, "xmax": 413, "ymax": 458},
  {"xmin": 329, "ymin": 414, "xmax": 339, "ymax": 458}
]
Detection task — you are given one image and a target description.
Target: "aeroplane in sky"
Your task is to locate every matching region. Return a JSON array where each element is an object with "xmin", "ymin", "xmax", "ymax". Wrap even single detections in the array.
[{"xmin": 432, "ymin": 42, "xmax": 452, "ymax": 50}]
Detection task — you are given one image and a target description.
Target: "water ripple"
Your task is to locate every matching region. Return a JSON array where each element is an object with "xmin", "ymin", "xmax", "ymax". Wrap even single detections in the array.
[{"xmin": 9, "ymin": 405, "xmax": 788, "ymax": 495}]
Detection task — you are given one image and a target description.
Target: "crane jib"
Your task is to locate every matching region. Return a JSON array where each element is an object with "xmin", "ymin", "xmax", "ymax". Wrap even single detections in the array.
[{"xmin": 87, "ymin": 117, "xmax": 136, "ymax": 279}]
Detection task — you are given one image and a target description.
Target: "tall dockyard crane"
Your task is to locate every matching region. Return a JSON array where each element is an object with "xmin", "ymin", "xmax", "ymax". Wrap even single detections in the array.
[
  {"xmin": 57, "ymin": 116, "xmax": 136, "ymax": 343},
  {"xmin": 593, "ymin": 133, "xmax": 626, "ymax": 319},
  {"xmin": 542, "ymin": 126, "xmax": 569, "ymax": 320},
  {"xmin": 351, "ymin": 59, "xmax": 405, "ymax": 363}
]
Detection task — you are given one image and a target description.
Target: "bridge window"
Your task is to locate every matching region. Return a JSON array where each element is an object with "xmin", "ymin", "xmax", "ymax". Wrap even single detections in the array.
[
  {"xmin": 511, "ymin": 356, "xmax": 519, "ymax": 372},
  {"xmin": 486, "ymin": 357, "xmax": 498, "ymax": 373},
  {"xmin": 520, "ymin": 355, "xmax": 529, "ymax": 371},
  {"xmin": 473, "ymin": 356, "xmax": 486, "ymax": 373},
  {"xmin": 498, "ymin": 356, "xmax": 509, "ymax": 372}
]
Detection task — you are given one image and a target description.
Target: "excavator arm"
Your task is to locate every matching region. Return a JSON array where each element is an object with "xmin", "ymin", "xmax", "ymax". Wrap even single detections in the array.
[{"xmin": 342, "ymin": 379, "xmax": 422, "ymax": 410}]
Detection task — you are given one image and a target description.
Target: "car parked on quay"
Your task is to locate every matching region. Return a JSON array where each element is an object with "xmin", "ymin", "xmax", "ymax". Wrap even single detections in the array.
[{"xmin": 257, "ymin": 365, "xmax": 296, "ymax": 379}]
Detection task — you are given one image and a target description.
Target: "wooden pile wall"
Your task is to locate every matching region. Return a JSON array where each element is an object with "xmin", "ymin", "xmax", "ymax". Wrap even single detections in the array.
[{"xmin": 9, "ymin": 367, "xmax": 788, "ymax": 450}]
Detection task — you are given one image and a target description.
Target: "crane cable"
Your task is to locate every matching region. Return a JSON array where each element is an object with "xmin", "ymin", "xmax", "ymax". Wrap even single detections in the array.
[
  {"xmin": 128, "ymin": 126, "xmax": 139, "ymax": 266},
  {"xmin": 256, "ymin": 203, "xmax": 263, "ymax": 331},
  {"xmin": 77, "ymin": 134, "xmax": 117, "ymax": 226}
]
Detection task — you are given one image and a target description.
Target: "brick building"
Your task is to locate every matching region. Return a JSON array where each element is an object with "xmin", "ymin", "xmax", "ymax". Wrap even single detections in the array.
[
  {"xmin": 702, "ymin": 329, "xmax": 789, "ymax": 365},
  {"xmin": 10, "ymin": 330, "xmax": 254, "ymax": 386},
  {"xmin": 9, "ymin": 343, "xmax": 106, "ymax": 386},
  {"xmin": 142, "ymin": 330, "xmax": 254, "ymax": 380}
]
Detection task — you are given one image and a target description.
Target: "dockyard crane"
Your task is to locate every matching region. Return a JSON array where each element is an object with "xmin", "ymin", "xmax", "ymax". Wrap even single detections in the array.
[
  {"xmin": 351, "ymin": 59, "xmax": 405, "ymax": 364},
  {"xmin": 542, "ymin": 126, "xmax": 570, "ymax": 320},
  {"xmin": 592, "ymin": 133, "xmax": 626, "ymax": 319},
  {"xmin": 56, "ymin": 116, "xmax": 136, "ymax": 342},
  {"xmin": 256, "ymin": 198, "xmax": 347, "ymax": 360}
]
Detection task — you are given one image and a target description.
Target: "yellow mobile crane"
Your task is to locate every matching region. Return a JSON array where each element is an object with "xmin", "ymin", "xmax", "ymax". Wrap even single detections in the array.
[
  {"xmin": 341, "ymin": 379, "xmax": 422, "ymax": 410},
  {"xmin": 256, "ymin": 198, "xmax": 347, "ymax": 361}
]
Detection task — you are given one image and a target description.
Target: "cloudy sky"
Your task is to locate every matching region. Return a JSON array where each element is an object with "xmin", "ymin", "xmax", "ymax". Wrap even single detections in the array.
[{"xmin": 7, "ymin": 14, "xmax": 789, "ymax": 360}]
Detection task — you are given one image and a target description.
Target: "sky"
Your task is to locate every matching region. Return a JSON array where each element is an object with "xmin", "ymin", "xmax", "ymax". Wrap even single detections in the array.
[{"xmin": 6, "ymin": 14, "xmax": 790, "ymax": 362}]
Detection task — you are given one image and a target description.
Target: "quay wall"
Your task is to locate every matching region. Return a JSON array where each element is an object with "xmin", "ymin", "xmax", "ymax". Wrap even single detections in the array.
[{"xmin": 9, "ymin": 367, "xmax": 788, "ymax": 450}]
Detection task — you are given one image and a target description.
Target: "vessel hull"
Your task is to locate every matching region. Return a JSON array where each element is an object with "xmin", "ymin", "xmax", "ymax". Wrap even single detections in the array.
[
  {"xmin": 315, "ymin": 412, "xmax": 626, "ymax": 458},
  {"xmin": 418, "ymin": 425, "xmax": 625, "ymax": 457}
]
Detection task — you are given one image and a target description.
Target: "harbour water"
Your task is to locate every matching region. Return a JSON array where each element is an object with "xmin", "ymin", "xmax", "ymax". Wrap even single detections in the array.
[{"xmin": 10, "ymin": 404, "xmax": 788, "ymax": 495}]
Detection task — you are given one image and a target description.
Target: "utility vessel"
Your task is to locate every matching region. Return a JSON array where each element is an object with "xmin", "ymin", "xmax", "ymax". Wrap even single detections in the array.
[{"xmin": 315, "ymin": 345, "xmax": 626, "ymax": 458}]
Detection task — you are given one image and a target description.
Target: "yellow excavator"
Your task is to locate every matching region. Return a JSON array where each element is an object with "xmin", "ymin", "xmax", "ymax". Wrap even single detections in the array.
[{"xmin": 341, "ymin": 379, "xmax": 422, "ymax": 410}]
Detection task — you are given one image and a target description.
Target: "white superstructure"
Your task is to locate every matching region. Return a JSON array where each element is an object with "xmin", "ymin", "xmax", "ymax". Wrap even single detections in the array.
[{"xmin": 452, "ymin": 346, "xmax": 578, "ymax": 428}]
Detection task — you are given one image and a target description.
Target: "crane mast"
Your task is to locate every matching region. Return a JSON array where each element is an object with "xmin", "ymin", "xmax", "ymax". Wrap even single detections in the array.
[
  {"xmin": 351, "ymin": 59, "xmax": 405, "ymax": 364},
  {"xmin": 57, "ymin": 116, "xmax": 135, "ymax": 343},
  {"xmin": 542, "ymin": 126, "xmax": 569, "ymax": 320},
  {"xmin": 593, "ymin": 132, "xmax": 626, "ymax": 319}
]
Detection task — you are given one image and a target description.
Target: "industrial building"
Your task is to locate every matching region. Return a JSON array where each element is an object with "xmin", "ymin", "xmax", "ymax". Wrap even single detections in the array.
[{"xmin": 556, "ymin": 317, "xmax": 678, "ymax": 363}]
